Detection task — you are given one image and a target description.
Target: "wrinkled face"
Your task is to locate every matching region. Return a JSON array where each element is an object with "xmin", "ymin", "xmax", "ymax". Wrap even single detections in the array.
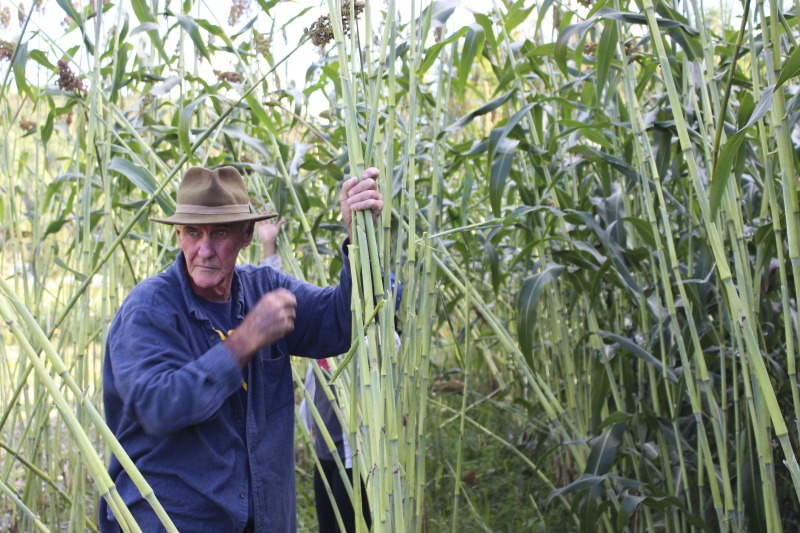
[{"xmin": 176, "ymin": 222, "xmax": 254, "ymax": 302}]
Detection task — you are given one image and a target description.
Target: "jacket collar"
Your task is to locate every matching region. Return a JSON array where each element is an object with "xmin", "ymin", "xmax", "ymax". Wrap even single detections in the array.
[{"xmin": 170, "ymin": 251, "xmax": 246, "ymax": 323}]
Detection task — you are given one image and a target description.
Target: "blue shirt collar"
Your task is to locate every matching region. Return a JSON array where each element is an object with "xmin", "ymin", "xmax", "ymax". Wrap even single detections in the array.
[{"xmin": 171, "ymin": 251, "xmax": 246, "ymax": 323}]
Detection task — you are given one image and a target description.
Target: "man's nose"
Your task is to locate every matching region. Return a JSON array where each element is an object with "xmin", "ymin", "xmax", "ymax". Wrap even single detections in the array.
[{"xmin": 197, "ymin": 235, "xmax": 214, "ymax": 258}]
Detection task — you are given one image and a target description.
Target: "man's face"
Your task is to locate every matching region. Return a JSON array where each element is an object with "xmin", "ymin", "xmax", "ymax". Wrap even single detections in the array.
[{"xmin": 175, "ymin": 222, "xmax": 254, "ymax": 302}]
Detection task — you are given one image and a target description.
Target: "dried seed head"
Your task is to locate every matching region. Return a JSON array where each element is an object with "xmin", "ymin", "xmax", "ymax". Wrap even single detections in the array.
[
  {"xmin": 305, "ymin": 1, "xmax": 365, "ymax": 49},
  {"xmin": 305, "ymin": 15, "xmax": 334, "ymax": 47},
  {"xmin": 35, "ymin": 0, "xmax": 45, "ymax": 14},
  {"xmin": 214, "ymin": 70, "xmax": 240, "ymax": 83},
  {"xmin": 17, "ymin": 2, "xmax": 25, "ymax": 27},
  {"xmin": 57, "ymin": 59, "xmax": 85, "ymax": 93},
  {"xmin": 1, "ymin": 7, "xmax": 11, "ymax": 29},
  {"xmin": 339, "ymin": 0, "xmax": 365, "ymax": 38},
  {"xmin": 254, "ymin": 32, "xmax": 271, "ymax": 58},
  {"xmin": 583, "ymin": 42, "xmax": 597, "ymax": 56},
  {"xmin": 19, "ymin": 119, "xmax": 36, "ymax": 132},
  {"xmin": 64, "ymin": 109, "xmax": 74, "ymax": 127},
  {"xmin": 228, "ymin": 0, "xmax": 251, "ymax": 26},
  {"xmin": 0, "ymin": 39, "xmax": 16, "ymax": 61}
]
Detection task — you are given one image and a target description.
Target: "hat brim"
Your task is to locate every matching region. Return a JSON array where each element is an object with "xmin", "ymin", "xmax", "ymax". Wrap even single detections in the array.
[{"xmin": 149, "ymin": 212, "xmax": 278, "ymax": 226}]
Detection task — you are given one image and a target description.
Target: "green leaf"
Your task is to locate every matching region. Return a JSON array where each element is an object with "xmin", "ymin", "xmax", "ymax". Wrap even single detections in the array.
[
  {"xmin": 55, "ymin": 0, "xmax": 94, "ymax": 55},
  {"xmin": 597, "ymin": 332, "xmax": 678, "ymax": 382},
  {"xmin": 111, "ymin": 43, "xmax": 131, "ymax": 103},
  {"xmin": 55, "ymin": 257, "xmax": 87, "ymax": 282},
  {"xmin": 489, "ymin": 140, "xmax": 517, "ymax": 217},
  {"xmin": 504, "ymin": 0, "xmax": 536, "ymax": 33},
  {"xmin": 176, "ymin": 14, "xmax": 210, "ymax": 61},
  {"xmin": 178, "ymin": 95, "xmax": 211, "ymax": 161},
  {"xmin": 585, "ymin": 423, "xmax": 625, "ymax": 476},
  {"xmin": 457, "ymin": 25, "xmax": 485, "ymax": 97},
  {"xmin": 710, "ymin": 85, "xmax": 773, "ymax": 219},
  {"xmin": 596, "ymin": 21, "xmax": 617, "ymax": 97},
  {"xmin": 418, "ymin": 26, "xmax": 468, "ymax": 77},
  {"xmin": 130, "ymin": 22, "xmax": 160, "ymax": 37},
  {"xmin": 254, "ymin": 0, "xmax": 281, "ymax": 13},
  {"xmin": 473, "ymin": 13, "xmax": 497, "ymax": 53},
  {"xmin": 549, "ymin": 474, "xmax": 607, "ymax": 498},
  {"xmin": 109, "ymin": 158, "xmax": 175, "ymax": 215},
  {"xmin": 555, "ymin": 16, "xmax": 597, "ymax": 76},
  {"xmin": 28, "ymin": 50, "xmax": 56, "ymax": 72},
  {"xmin": 45, "ymin": 219, "xmax": 70, "ymax": 237},
  {"xmin": 129, "ymin": 0, "xmax": 167, "ymax": 63},
  {"xmin": 776, "ymin": 45, "xmax": 800, "ymax": 89},
  {"xmin": 221, "ymin": 125, "xmax": 270, "ymax": 158},
  {"xmin": 12, "ymin": 41, "xmax": 33, "ymax": 100},
  {"xmin": 245, "ymin": 93, "xmax": 279, "ymax": 136},
  {"xmin": 41, "ymin": 110, "xmax": 54, "ymax": 145},
  {"xmin": 709, "ymin": 130, "xmax": 746, "ymax": 220},
  {"xmin": 621, "ymin": 217, "xmax": 656, "ymax": 249},
  {"xmin": 420, "ymin": 0, "xmax": 461, "ymax": 28},
  {"xmin": 517, "ymin": 263, "xmax": 565, "ymax": 366},
  {"xmin": 445, "ymin": 90, "xmax": 515, "ymax": 134}
]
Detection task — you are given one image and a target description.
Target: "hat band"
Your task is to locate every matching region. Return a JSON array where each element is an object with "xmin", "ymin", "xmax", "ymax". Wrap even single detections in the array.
[{"xmin": 175, "ymin": 203, "xmax": 251, "ymax": 215}]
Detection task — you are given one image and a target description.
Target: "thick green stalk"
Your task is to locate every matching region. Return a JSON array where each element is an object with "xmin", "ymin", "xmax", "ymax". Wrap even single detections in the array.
[{"xmin": 643, "ymin": 0, "xmax": 800, "ymax": 507}]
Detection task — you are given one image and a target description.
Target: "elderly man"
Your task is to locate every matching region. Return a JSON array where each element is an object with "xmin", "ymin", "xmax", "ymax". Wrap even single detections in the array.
[{"xmin": 99, "ymin": 166, "xmax": 382, "ymax": 533}]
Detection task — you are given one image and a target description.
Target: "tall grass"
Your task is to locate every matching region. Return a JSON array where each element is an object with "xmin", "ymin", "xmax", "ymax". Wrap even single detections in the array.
[{"xmin": 4, "ymin": 0, "xmax": 800, "ymax": 531}]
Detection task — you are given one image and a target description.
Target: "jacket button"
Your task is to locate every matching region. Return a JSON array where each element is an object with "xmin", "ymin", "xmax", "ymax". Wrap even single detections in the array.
[{"xmin": 239, "ymin": 492, "xmax": 245, "ymax": 499}]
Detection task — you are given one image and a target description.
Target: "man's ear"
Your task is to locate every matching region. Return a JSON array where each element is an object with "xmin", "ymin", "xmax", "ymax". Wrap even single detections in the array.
[{"xmin": 241, "ymin": 222, "xmax": 255, "ymax": 247}]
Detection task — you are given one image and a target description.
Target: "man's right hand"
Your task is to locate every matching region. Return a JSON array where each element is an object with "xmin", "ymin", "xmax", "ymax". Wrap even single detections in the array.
[{"xmin": 224, "ymin": 288, "xmax": 297, "ymax": 367}]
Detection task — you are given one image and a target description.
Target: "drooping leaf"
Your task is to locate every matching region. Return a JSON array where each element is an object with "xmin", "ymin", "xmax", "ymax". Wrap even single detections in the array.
[
  {"xmin": 176, "ymin": 14, "xmax": 210, "ymax": 62},
  {"xmin": 445, "ymin": 90, "xmax": 515, "ymax": 134},
  {"xmin": 129, "ymin": 0, "xmax": 168, "ymax": 63},
  {"xmin": 457, "ymin": 25, "xmax": 485, "ymax": 97},
  {"xmin": 178, "ymin": 95, "xmax": 212, "ymax": 161},
  {"xmin": 55, "ymin": 0, "xmax": 94, "ymax": 55},
  {"xmin": 489, "ymin": 139, "xmax": 518, "ymax": 217},
  {"xmin": 585, "ymin": 423, "xmax": 625, "ymax": 476},
  {"xmin": 710, "ymin": 85, "xmax": 773, "ymax": 218},
  {"xmin": 596, "ymin": 21, "xmax": 618, "ymax": 97},
  {"xmin": 109, "ymin": 158, "xmax": 175, "ymax": 215},
  {"xmin": 517, "ymin": 263, "xmax": 565, "ymax": 366},
  {"xmin": 222, "ymin": 126, "xmax": 270, "ymax": 158},
  {"xmin": 45, "ymin": 219, "xmax": 71, "ymax": 237},
  {"xmin": 549, "ymin": 474, "xmax": 607, "ymax": 499},
  {"xmin": 12, "ymin": 41, "xmax": 33, "ymax": 100},
  {"xmin": 418, "ymin": 26, "xmax": 468, "ymax": 77},
  {"xmin": 776, "ymin": 45, "xmax": 800, "ymax": 89},
  {"xmin": 28, "ymin": 50, "xmax": 56, "ymax": 72},
  {"xmin": 503, "ymin": 0, "xmax": 536, "ymax": 33},
  {"xmin": 420, "ymin": 0, "xmax": 461, "ymax": 28},
  {"xmin": 597, "ymin": 331, "xmax": 678, "ymax": 382},
  {"xmin": 111, "ymin": 42, "xmax": 131, "ymax": 103}
]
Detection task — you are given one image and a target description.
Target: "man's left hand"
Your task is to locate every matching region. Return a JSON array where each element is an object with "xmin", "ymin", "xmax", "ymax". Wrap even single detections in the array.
[{"xmin": 341, "ymin": 167, "xmax": 383, "ymax": 241}]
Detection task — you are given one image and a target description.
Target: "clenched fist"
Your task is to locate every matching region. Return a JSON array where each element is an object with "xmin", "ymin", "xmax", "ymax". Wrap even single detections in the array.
[{"xmin": 224, "ymin": 288, "xmax": 297, "ymax": 368}]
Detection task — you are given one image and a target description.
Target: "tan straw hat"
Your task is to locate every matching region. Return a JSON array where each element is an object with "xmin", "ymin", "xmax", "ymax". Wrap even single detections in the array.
[{"xmin": 149, "ymin": 166, "xmax": 277, "ymax": 225}]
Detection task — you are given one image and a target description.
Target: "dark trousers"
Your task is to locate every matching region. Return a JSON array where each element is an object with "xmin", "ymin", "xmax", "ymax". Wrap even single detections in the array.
[{"xmin": 314, "ymin": 459, "xmax": 371, "ymax": 533}]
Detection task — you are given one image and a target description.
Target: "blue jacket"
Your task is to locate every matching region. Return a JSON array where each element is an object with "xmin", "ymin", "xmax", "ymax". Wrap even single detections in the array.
[{"xmin": 99, "ymin": 250, "xmax": 352, "ymax": 532}]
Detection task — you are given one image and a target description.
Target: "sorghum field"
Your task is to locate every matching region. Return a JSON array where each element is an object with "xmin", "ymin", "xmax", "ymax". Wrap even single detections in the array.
[{"xmin": 3, "ymin": 0, "xmax": 800, "ymax": 531}]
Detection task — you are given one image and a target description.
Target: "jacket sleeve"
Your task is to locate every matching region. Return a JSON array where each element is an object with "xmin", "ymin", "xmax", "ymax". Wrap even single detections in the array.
[
  {"xmin": 277, "ymin": 242, "xmax": 354, "ymax": 358},
  {"xmin": 108, "ymin": 305, "xmax": 243, "ymax": 437}
]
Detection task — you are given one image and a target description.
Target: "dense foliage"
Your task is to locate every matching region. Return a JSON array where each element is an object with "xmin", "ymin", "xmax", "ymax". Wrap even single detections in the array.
[{"xmin": 3, "ymin": 0, "xmax": 800, "ymax": 531}]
